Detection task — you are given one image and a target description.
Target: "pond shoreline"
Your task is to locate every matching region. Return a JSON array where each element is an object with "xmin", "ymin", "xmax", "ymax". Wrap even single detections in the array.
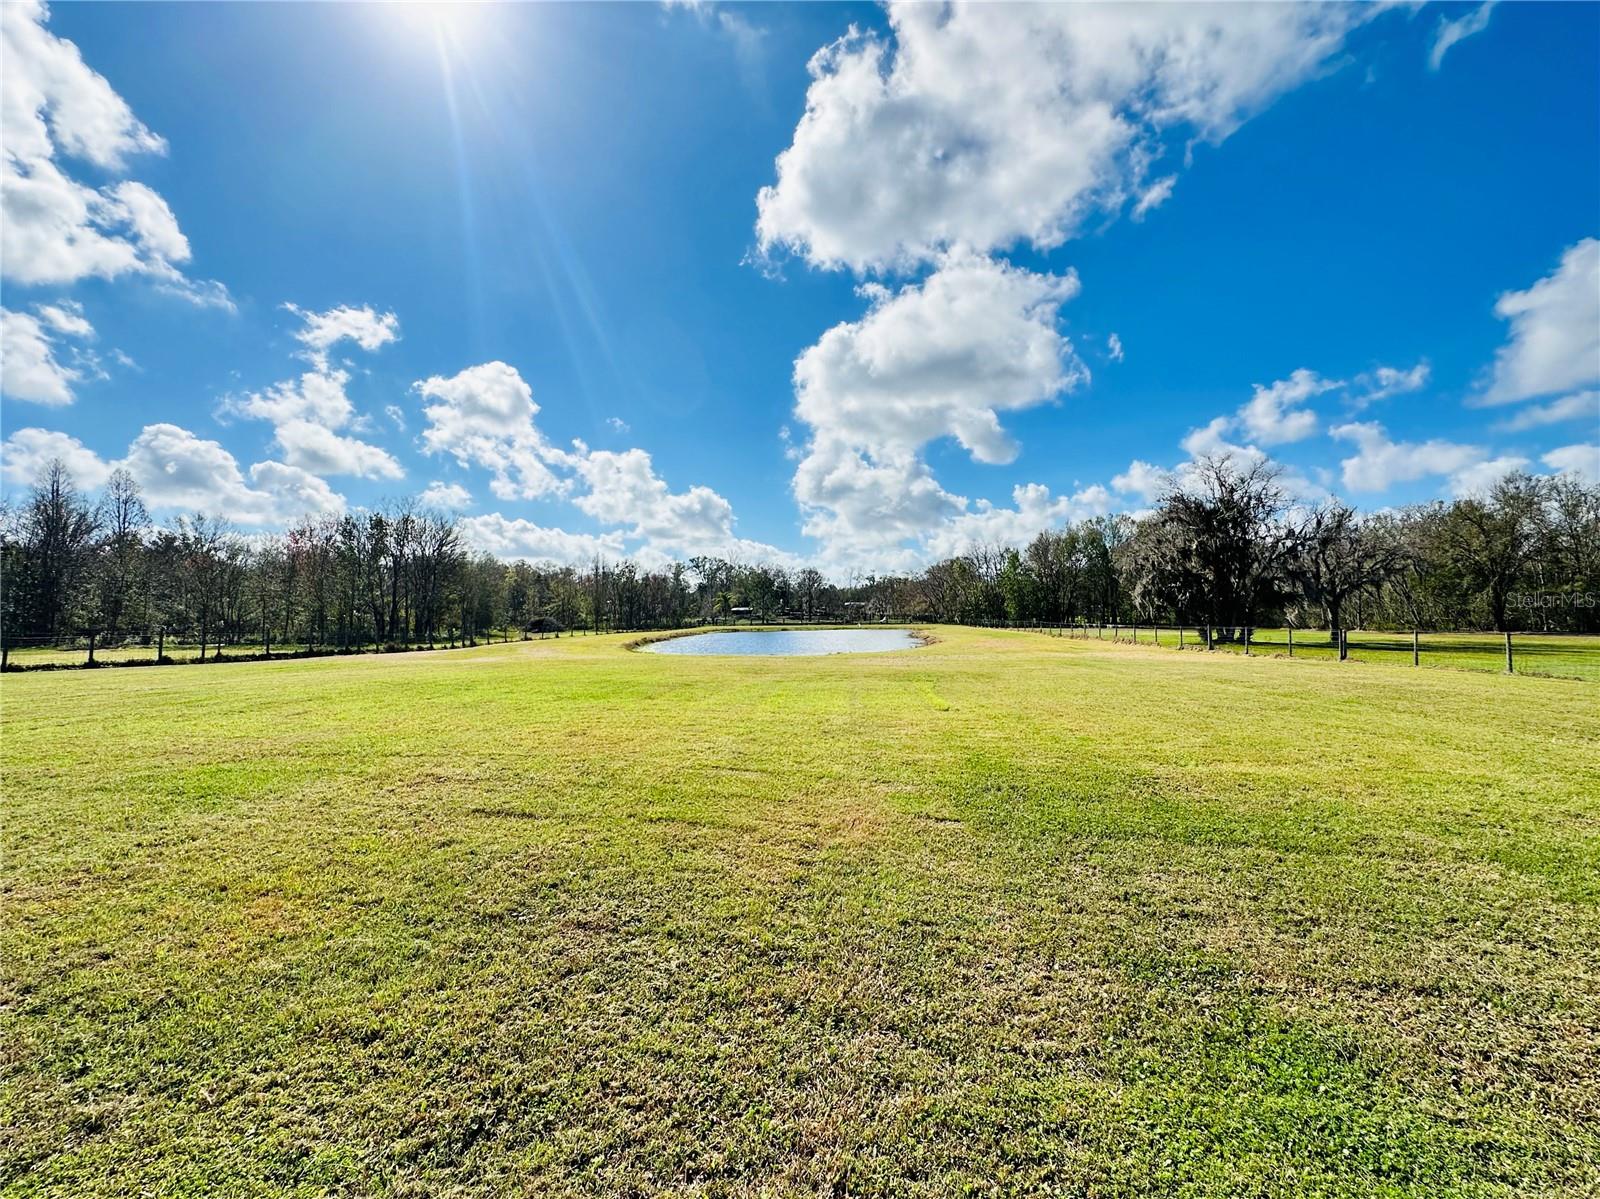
[{"xmin": 632, "ymin": 626, "xmax": 932, "ymax": 657}]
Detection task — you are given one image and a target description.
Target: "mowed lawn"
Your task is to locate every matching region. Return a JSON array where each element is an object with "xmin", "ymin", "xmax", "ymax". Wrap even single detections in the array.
[
  {"xmin": 2, "ymin": 629, "xmax": 1597, "ymax": 1197},
  {"xmin": 1198, "ymin": 630, "xmax": 1600, "ymax": 682}
]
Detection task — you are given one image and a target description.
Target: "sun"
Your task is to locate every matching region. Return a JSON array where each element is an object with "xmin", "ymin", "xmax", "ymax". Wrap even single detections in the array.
[{"xmin": 381, "ymin": 1, "xmax": 494, "ymax": 54}]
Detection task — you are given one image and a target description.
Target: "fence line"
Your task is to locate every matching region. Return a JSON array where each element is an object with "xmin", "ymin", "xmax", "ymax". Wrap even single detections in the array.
[
  {"xmin": 5, "ymin": 620, "xmax": 1596, "ymax": 681},
  {"xmin": 0, "ymin": 625, "xmax": 588, "ymax": 672},
  {"xmin": 961, "ymin": 620, "xmax": 1597, "ymax": 681},
  {"xmin": 0, "ymin": 614, "xmax": 879, "ymax": 672}
]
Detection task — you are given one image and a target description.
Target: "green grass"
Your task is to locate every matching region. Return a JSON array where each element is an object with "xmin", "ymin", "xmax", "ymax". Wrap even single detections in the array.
[
  {"xmin": 5, "ymin": 642, "xmax": 279, "ymax": 667},
  {"xmin": 3, "ymin": 627, "xmax": 1597, "ymax": 1196},
  {"xmin": 4, "ymin": 633, "xmax": 538, "ymax": 668},
  {"xmin": 1059, "ymin": 627, "xmax": 1600, "ymax": 681}
]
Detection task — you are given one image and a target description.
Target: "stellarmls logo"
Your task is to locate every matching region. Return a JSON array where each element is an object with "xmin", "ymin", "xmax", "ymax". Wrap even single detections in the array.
[{"xmin": 1508, "ymin": 592, "xmax": 1599, "ymax": 609}]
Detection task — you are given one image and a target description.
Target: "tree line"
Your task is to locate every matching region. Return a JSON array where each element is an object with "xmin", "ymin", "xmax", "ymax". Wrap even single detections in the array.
[
  {"xmin": 919, "ymin": 458, "xmax": 1600, "ymax": 635},
  {"xmin": 0, "ymin": 460, "xmax": 870, "ymax": 666},
  {"xmin": 3, "ymin": 454, "xmax": 1596, "ymax": 668}
]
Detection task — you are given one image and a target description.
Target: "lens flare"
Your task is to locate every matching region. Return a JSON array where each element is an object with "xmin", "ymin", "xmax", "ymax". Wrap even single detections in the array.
[{"xmin": 383, "ymin": 1, "xmax": 492, "ymax": 53}]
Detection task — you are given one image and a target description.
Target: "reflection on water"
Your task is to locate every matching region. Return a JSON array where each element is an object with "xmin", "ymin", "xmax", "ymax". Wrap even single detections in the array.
[{"xmin": 639, "ymin": 628, "xmax": 924, "ymax": 657}]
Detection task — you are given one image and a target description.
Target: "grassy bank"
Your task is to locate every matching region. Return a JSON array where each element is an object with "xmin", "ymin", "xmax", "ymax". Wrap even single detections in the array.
[
  {"xmin": 3, "ymin": 627, "xmax": 1597, "ymax": 1196},
  {"xmin": 1046, "ymin": 626, "xmax": 1600, "ymax": 681},
  {"xmin": 1198, "ymin": 628, "xmax": 1600, "ymax": 680}
]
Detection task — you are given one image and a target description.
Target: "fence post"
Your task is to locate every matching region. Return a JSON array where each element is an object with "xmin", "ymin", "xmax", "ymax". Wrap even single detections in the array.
[
  {"xmin": 1205, "ymin": 624, "xmax": 1213, "ymax": 651},
  {"xmin": 1412, "ymin": 630, "xmax": 1419, "ymax": 667},
  {"xmin": 1337, "ymin": 628, "xmax": 1346, "ymax": 661},
  {"xmin": 1244, "ymin": 626, "xmax": 1251, "ymax": 656},
  {"xmin": 1288, "ymin": 627, "xmax": 1294, "ymax": 657},
  {"xmin": 1505, "ymin": 631, "xmax": 1514, "ymax": 674},
  {"xmin": 1179, "ymin": 626, "xmax": 1184, "ymax": 649},
  {"xmin": 1153, "ymin": 626, "xmax": 1159, "ymax": 647}
]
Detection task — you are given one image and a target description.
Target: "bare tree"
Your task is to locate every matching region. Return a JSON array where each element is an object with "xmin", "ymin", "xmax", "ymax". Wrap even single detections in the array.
[
  {"xmin": 1289, "ymin": 502, "xmax": 1403, "ymax": 632},
  {"xmin": 93, "ymin": 469, "xmax": 150, "ymax": 644},
  {"xmin": 1436, "ymin": 473, "xmax": 1547, "ymax": 631},
  {"xmin": 177, "ymin": 514, "xmax": 230, "ymax": 662},
  {"xmin": 1129, "ymin": 457, "xmax": 1300, "ymax": 631},
  {"xmin": 21, "ymin": 460, "xmax": 100, "ymax": 645}
]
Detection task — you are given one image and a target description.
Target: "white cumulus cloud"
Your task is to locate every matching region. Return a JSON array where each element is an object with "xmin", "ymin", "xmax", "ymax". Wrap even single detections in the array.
[
  {"xmin": 416, "ymin": 360, "xmax": 564, "ymax": 500},
  {"xmin": 418, "ymin": 480, "xmax": 473, "ymax": 510},
  {"xmin": 1180, "ymin": 415, "xmax": 1269, "ymax": 471},
  {"xmin": 272, "ymin": 418, "xmax": 404, "ymax": 481},
  {"xmin": 755, "ymin": 2, "xmax": 1379, "ymax": 272},
  {"xmin": 565, "ymin": 443, "xmax": 797, "ymax": 563},
  {"xmin": 1493, "ymin": 391, "xmax": 1597, "ymax": 432},
  {"xmin": 1448, "ymin": 455, "xmax": 1529, "ymax": 498},
  {"xmin": 1330, "ymin": 420, "xmax": 1487, "ymax": 494},
  {"xmin": 794, "ymin": 252, "xmax": 1085, "ymax": 467},
  {"xmin": 284, "ymin": 302, "xmax": 400, "ymax": 364},
  {"xmin": 2, "ymin": 422, "xmax": 345, "ymax": 524},
  {"xmin": 228, "ymin": 367, "xmax": 356, "ymax": 429},
  {"xmin": 0, "ymin": 1, "xmax": 228, "ymax": 304},
  {"xmin": 458, "ymin": 513, "xmax": 626, "ymax": 566},
  {"xmin": 1350, "ymin": 361, "xmax": 1429, "ymax": 409},
  {"xmin": 572, "ymin": 447, "xmax": 733, "ymax": 545},
  {"xmin": 1111, "ymin": 459, "xmax": 1170, "ymax": 505},
  {"xmin": 221, "ymin": 303, "xmax": 403, "ymax": 481},
  {"xmin": 1, "ymin": 304, "xmax": 89, "ymax": 405},
  {"xmin": 1541, "ymin": 443, "xmax": 1598, "ymax": 485},
  {"xmin": 1236, "ymin": 368, "xmax": 1339, "ymax": 445},
  {"xmin": 789, "ymin": 251, "xmax": 1087, "ymax": 565},
  {"xmin": 1, "ymin": 426, "xmax": 112, "ymax": 488},
  {"xmin": 923, "ymin": 482, "xmax": 1113, "ymax": 561},
  {"xmin": 119, "ymin": 423, "xmax": 342, "ymax": 522},
  {"xmin": 1117, "ymin": 414, "xmax": 1332, "ymax": 512},
  {"xmin": 33, "ymin": 299, "xmax": 92, "ymax": 338},
  {"xmin": 792, "ymin": 442, "xmax": 965, "ymax": 570},
  {"xmin": 1481, "ymin": 238, "xmax": 1600, "ymax": 406},
  {"xmin": 244, "ymin": 459, "xmax": 345, "ymax": 518}
]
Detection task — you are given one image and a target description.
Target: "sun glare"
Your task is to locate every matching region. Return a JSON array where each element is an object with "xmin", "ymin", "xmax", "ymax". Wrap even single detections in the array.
[{"xmin": 382, "ymin": 1, "xmax": 493, "ymax": 53}]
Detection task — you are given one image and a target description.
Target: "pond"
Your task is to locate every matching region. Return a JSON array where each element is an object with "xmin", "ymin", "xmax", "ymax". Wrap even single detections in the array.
[{"xmin": 639, "ymin": 628, "xmax": 926, "ymax": 657}]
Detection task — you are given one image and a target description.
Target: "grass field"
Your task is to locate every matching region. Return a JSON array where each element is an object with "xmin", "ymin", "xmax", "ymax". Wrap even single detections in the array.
[
  {"xmin": 3, "ymin": 627, "xmax": 1598, "ymax": 1196},
  {"xmin": 12, "ymin": 628, "xmax": 1600, "ymax": 682},
  {"xmin": 1202, "ymin": 629, "xmax": 1600, "ymax": 681},
  {"xmin": 1053, "ymin": 627, "xmax": 1600, "ymax": 682},
  {"xmin": 4, "ymin": 636, "xmax": 523, "ymax": 669},
  {"xmin": 4, "ymin": 642, "xmax": 282, "ymax": 668}
]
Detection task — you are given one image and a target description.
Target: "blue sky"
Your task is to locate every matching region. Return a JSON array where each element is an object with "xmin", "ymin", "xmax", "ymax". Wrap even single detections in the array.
[{"xmin": 2, "ymin": 0, "xmax": 1596, "ymax": 572}]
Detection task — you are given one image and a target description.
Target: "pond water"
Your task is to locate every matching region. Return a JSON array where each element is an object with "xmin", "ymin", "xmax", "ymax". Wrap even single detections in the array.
[{"xmin": 640, "ymin": 628, "xmax": 925, "ymax": 657}]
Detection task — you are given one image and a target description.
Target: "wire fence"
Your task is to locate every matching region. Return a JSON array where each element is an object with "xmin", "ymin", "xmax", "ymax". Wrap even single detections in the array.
[
  {"xmin": 0, "ymin": 625, "xmax": 589, "ymax": 672},
  {"xmin": 0, "ymin": 613, "xmax": 926, "ymax": 672},
  {"xmin": 967, "ymin": 620, "xmax": 1600, "ymax": 682},
  {"xmin": 6, "ymin": 622, "xmax": 1597, "ymax": 681}
]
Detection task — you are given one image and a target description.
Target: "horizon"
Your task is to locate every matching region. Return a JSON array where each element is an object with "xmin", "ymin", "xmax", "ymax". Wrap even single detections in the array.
[{"xmin": 2, "ymin": 0, "xmax": 1597, "ymax": 576}]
